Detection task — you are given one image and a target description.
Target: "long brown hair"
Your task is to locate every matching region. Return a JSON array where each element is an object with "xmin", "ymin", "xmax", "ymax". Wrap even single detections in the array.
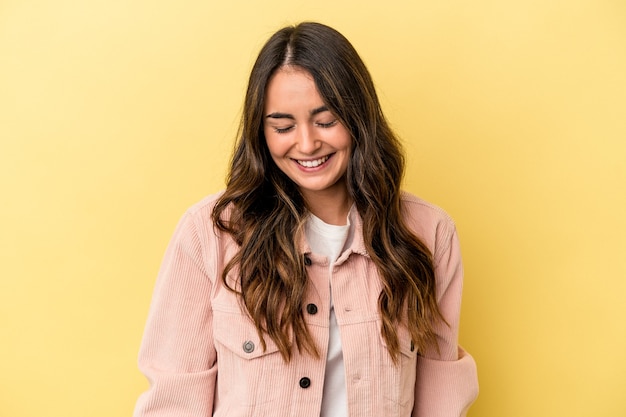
[{"xmin": 212, "ymin": 22, "xmax": 442, "ymax": 363}]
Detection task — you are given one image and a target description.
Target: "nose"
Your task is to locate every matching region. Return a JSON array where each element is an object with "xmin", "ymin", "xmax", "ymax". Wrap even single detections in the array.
[{"xmin": 296, "ymin": 125, "xmax": 321, "ymax": 155}]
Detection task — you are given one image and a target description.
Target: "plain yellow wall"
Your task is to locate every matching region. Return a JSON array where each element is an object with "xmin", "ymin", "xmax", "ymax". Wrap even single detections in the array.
[{"xmin": 1, "ymin": 1, "xmax": 625, "ymax": 416}]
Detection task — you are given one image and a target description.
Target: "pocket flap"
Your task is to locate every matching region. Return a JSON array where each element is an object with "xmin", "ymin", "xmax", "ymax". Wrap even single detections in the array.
[
  {"xmin": 213, "ymin": 310, "xmax": 281, "ymax": 360},
  {"xmin": 378, "ymin": 323, "xmax": 417, "ymax": 358}
]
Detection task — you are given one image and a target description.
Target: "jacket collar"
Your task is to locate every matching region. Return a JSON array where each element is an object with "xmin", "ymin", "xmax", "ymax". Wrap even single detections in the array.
[{"xmin": 298, "ymin": 205, "xmax": 369, "ymax": 262}]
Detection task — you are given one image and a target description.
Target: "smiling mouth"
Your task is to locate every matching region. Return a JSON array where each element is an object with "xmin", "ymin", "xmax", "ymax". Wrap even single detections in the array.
[{"xmin": 295, "ymin": 154, "xmax": 331, "ymax": 168}]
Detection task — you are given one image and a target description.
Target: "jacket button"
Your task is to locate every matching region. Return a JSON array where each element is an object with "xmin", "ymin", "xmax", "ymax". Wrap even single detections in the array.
[
  {"xmin": 306, "ymin": 303, "xmax": 318, "ymax": 315},
  {"xmin": 242, "ymin": 340, "xmax": 255, "ymax": 353},
  {"xmin": 299, "ymin": 377, "xmax": 311, "ymax": 388},
  {"xmin": 304, "ymin": 256, "xmax": 312, "ymax": 266}
]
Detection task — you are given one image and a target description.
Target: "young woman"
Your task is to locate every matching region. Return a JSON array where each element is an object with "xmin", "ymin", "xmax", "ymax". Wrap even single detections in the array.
[{"xmin": 134, "ymin": 22, "xmax": 478, "ymax": 417}]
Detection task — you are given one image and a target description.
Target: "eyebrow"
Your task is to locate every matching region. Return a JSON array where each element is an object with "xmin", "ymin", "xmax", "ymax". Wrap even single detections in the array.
[{"xmin": 265, "ymin": 105, "xmax": 329, "ymax": 120}]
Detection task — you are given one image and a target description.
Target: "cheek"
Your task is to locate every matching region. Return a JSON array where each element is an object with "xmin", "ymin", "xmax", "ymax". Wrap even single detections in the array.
[
  {"xmin": 263, "ymin": 131, "xmax": 280, "ymax": 157},
  {"xmin": 331, "ymin": 125, "xmax": 352, "ymax": 151},
  {"xmin": 265, "ymin": 135, "xmax": 290, "ymax": 163}
]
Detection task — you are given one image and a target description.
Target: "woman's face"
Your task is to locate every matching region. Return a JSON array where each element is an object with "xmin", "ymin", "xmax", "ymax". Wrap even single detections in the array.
[{"xmin": 263, "ymin": 67, "xmax": 352, "ymax": 202}]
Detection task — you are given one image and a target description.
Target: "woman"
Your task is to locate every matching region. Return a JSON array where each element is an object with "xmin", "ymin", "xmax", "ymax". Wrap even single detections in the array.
[{"xmin": 134, "ymin": 22, "xmax": 478, "ymax": 417}]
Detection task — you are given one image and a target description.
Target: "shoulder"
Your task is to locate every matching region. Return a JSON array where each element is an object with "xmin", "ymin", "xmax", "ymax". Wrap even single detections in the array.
[
  {"xmin": 177, "ymin": 190, "xmax": 231, "ymax": 230},
  {"xmin": 400, "ymin": 191, "xmax": 456, "ymax": 230},
  {"xmin": 168, "ymin": 191, "xmax": 236, "ymax": 278},
  {"xmin": 400, "ymin": 191, "xmax": 454, "ymax": 221},
  {"xmin": 185, "ymin": 191, "xmax": 226, "ymax": 218},
  {"xmin": 400, "ymin": 191, "xmax": 458, "ymax": 263},
  {"xmin": 172, "ymin": 191, "xmax": 230, "ymax": 252}
]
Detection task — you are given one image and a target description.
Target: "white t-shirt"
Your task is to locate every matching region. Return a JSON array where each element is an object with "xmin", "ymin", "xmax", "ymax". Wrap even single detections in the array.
[{"xmin": 305, "ymin": 212, "xmax": 352, "ymax": 417}]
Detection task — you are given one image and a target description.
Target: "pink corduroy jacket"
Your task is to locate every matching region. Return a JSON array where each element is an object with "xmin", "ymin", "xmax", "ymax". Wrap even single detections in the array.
[{"xmin": 134, "ymin": 192, "xmax": 478, "ymax": 417}]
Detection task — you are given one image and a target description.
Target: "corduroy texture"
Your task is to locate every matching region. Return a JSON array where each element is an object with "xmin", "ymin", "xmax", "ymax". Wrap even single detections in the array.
[{"xmin": 133, "ymin": 191, "xmax": 478, "ymax": 417}]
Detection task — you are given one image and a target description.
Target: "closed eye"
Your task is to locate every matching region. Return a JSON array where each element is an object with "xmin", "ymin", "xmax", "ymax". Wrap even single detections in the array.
[
  {"xmin": 316, "ymin": 120, "xmax": 338, "ymax": 128},
  {"xmin": 274, "ymin": 125, "xmax": 295, "ymax": 134}
]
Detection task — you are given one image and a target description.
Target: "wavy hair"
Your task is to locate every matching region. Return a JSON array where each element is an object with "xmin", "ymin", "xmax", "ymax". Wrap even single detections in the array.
[{"xmin": 212, "ymin": 22, "xmax": 442, "ymax": 363}]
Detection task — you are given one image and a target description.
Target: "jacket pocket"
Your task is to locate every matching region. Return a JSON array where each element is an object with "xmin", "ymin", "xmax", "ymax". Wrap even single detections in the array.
[
  {"xmin": 213, "ymin": 309, "xmax": 282, "ymax": 359},
  {"xmin": 212, "ymin": 308, "xmax": 284, "ymax": 407},
  {"xmin": 378, "ymin": 324, "xmax": 418, "ymax": 412}
]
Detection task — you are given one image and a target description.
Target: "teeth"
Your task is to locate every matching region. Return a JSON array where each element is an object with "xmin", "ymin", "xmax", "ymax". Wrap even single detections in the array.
[{"xmin": 297, "ymin": 155, "xmax": 329, "ymax": 168}]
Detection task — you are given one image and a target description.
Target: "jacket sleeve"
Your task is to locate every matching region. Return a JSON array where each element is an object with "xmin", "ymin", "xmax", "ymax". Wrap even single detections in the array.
[
  {"xmin": 412, "ymin": 223, "xmax": 479, "ymax": 417},
  {"xmin": 134, "ymin": 212, "xmax": 217, "ymax": 417}
]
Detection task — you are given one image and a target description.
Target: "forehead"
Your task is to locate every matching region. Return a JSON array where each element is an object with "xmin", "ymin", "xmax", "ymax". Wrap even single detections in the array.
[
  {"xmin": 268, "ymin": 65, "xmax": 313, "ymax": 83},
  {"xmin": 264, "ymin": 67, "xmax": 323, "ymax": 110}
]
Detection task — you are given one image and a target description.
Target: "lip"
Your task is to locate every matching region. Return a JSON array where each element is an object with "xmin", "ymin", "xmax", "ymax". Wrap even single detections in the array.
[{"xmin": 292, "ymin": 153, "xmax": 334, "ymax": 170}]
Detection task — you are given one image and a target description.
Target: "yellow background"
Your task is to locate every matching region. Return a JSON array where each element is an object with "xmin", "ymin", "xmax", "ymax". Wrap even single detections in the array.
[{"xmin": 1, "ymin": 0, "xmax": 625, "ymax": 416}]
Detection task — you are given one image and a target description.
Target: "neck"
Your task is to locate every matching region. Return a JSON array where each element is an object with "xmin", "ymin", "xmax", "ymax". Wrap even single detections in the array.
[{"xmin": 301, "ymin": 184, "xmax": 352, "ymax": 226}]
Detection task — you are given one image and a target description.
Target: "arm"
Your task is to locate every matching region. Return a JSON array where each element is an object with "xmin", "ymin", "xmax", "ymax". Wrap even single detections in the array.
[
  {"xmin": 134, "ymin": 213, "xmax": 217, "ymax": 417},
  {"xmin": 412, "ymin": 224, "xmax": 479, "ymax": 417}
]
